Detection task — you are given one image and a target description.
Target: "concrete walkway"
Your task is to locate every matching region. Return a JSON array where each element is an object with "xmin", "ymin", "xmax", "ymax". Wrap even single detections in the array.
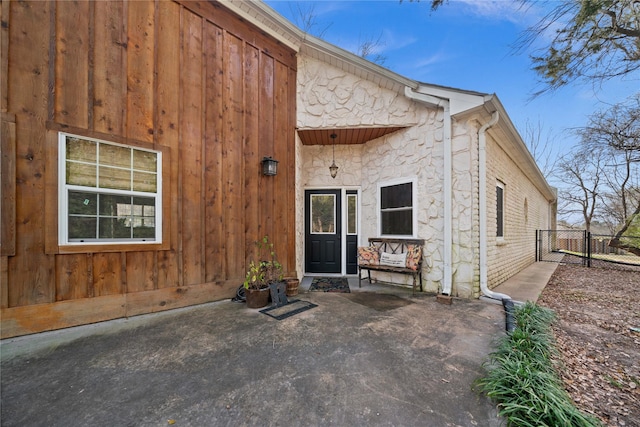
[
  {"xmin": 490, "ymin": 261, "xmax": 558, "ymax": 304},
  {"xmin": 1, "ymin": 263, "xmax": 556, "ymax": 426}
]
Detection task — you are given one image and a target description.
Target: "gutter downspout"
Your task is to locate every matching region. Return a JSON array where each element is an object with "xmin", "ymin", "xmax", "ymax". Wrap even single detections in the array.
[
  {"xmin": 478, "ymin": 111, "xmax": 511, "ymax": 301},
  {"xmin": 441, "ymin": 102, "xmax": 453, "ymax": 295},
  {"xmin": 404, "ymin": 87, "xmax": 453, "ymax": 295}
]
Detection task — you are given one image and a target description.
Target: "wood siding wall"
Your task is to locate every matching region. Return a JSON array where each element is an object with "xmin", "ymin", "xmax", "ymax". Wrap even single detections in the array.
[{"xmin": 0, "ymin": 0, "xmax": 297, "ymax": 338}]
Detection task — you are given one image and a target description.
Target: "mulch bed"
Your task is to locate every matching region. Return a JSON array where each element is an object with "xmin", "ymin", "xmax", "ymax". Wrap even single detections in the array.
[{"xmin": 537, "ymin": 263, "xmax": 640, "ymax": 427}]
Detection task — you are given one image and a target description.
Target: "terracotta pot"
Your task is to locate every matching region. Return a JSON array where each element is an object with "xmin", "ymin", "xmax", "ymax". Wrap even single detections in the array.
[
  {"xmin": 245, "ymin": 287, "xmax": 270, "ymax": 309},
  {"xmin": 285, "ymin": 278, "xmax": 299, "ymax": 297}
]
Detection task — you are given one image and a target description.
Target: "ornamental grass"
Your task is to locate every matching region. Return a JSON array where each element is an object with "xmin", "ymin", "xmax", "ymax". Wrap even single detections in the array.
[{"xmin": 475, "ymin": 302, "xmax": 601, "ymax": 427}]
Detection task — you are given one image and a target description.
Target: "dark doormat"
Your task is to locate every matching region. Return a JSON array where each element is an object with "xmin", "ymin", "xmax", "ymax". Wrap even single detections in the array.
[
  {"xmin": 344, "ymin": 292, "xmax": 413, "ymax": 311},
  {"xmin": 309, "ymin": 277, "xmax": 350, "ymax": 293},
  {"xmin": 259, "ymin": 300, "xmax": 318, "ymax": 320}
]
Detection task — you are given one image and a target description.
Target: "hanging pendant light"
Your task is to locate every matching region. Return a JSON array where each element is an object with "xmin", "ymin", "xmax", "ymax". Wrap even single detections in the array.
[{"xmin": 329, "ymin": 133, "xmax": 338, "ymax": 179}]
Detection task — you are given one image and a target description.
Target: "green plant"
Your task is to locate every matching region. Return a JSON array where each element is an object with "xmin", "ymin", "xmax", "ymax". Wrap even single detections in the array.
[
  {"xmin": 474, "ymin": 302, "xmax": 602, "ymax": 427},
  {"xmin": 243, "ymin": 236, "xmax": 283, "ymax": 290}
]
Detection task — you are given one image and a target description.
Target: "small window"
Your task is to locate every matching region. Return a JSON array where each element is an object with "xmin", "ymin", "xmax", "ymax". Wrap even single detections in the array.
[
  {"xmin": 380, "ymin": 180, "xmax": 414, "ymax": 236},
  {"xmin": 310, "ymin": 194, "xmax": 335, "ymax": 234},
  {"xmin": 347, "ymin": 193, "xmax": 357, "ymax": 235},
  {"xmin": 496, "ymin": 182, "xmax": 504, "ymax": 238},
  {"xmin": 59, "ymin": 133, "xmax": 162, "ymax": 244}
]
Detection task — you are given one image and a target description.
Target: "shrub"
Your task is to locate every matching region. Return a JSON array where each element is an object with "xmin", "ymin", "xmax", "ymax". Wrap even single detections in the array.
[{"xmin": 475, "ymin": 302, "xmax": 601, "ymax": 427}]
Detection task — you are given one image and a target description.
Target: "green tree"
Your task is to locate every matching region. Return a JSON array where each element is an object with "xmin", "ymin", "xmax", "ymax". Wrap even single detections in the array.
[
  {"xmin": 428, "ymin": 0, "xmax": 640, "ymax": 94},
  {"xmin": 517, "ymin": 0, "xmax": 640, "ymax": 93}
]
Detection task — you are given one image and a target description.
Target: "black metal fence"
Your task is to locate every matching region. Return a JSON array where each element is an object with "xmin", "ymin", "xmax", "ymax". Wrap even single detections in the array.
[{"xmin": 536, "ymin": 230, "xmax": 640, "ymax": 270}]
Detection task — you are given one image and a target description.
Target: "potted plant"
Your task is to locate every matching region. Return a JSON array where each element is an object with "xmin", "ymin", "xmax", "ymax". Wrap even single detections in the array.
[{"xmin": 243, "ymin": 236, "xmax": 283, "ymax": 308}]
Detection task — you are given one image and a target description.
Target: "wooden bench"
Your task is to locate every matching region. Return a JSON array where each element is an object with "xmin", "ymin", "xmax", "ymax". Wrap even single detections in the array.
[{"xmin": 358, "ymin": 238, "xmax": 425, "ymax": 295}]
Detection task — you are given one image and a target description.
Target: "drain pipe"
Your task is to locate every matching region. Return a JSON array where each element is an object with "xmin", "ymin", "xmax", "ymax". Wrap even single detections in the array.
[
  {"xmin": 478, "ymin": 111, "xmax": 515, "ymax": 332},
  {"xmin": 478, "ymin": 111, "xmax": 511, "ymax": 301},
  {"xmin": 404, "ymin": 87, "xmax": 452, "ymax": 295}
]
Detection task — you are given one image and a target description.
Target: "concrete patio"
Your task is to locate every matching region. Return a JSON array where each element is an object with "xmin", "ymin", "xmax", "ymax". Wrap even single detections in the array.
[{"xmin": 1, "ymin": 262, "xmax": 557, "ymax": 426}]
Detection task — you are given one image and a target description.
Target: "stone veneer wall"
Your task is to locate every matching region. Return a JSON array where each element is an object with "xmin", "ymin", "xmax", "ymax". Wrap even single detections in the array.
[
  {"xmin": 296, "ymin": 55, "xmax": 484, "ymax": 295},
  {"xmin": 450, "ymin": 119, "xmax": 481, "ymax": 298},
  {"xmin": 294, "ymin": 54, "xmax": 551, "ymax": 297}
]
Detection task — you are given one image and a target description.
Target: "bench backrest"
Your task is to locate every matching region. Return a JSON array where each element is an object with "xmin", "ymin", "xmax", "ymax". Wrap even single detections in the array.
[{"xmin": 368, "ymin": 238, "xmax": 425, "ymax": 255}]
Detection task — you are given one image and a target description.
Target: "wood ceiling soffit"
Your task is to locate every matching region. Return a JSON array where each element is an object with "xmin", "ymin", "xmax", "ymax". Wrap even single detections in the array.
[{"xmin": 298, "ymin": 127, "xmax": 407, "ymax": 145}]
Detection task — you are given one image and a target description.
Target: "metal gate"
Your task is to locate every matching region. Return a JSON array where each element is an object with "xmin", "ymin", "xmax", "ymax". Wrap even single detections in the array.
[
  {"xmin": 536, "ymin": 229, "xmax": 589, "ymax": 265},
  {"xmin": 536, "ymin": 229, "xmax": 640, "ymax": 270}
]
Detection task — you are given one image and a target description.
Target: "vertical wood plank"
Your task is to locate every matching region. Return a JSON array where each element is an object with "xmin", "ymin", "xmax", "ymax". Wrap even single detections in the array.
[
  {"xmin": 258, "ymin": 52, "xmax": 275, "ymax": 241},
  {"xmin": 1, "ymin": 114, "xmax": 16, "ymax": 256},
  {"xmin": 126, "ymin": 0, "xmax": 154, "ymax": 142},
  {"xmin": 243, "ymin": 45, "xmax": 260, "ymax": 266},
  {"xmin": 204, "ymin": 22, "xmax": 224, "ymax": 282},
  {"xmin": 54, "ymin": 0, "xmax": 89, "ymax": 128},
  {"xmin": 43, "ymin": 130, "xmax": 58, "ymax": 255},
  {"xmin": 223, "ymin": 33, "xmax": 245, "ymax": 280},
  {"xmin": 180, "ymin": 9, "xmax": 204, "ymax": 286},
  {"xmin": 273, "ymin": 61, "xmax": 290, "ymax": 271},
  {"xmin": 93, "ymin": 253, "xmax": 123, "ymax": 296},
  {"xmin": 56, "ymin": 254, "xmax": 89, "ymax": 301},
  {"xmin": 1, "ymin": 0, "xmax": 9, "ymax": 113},
  {"xmin": 286, "ymin": 67, "xmax": 297, "ymax": 273},
  {"xmin": 157, "ymin": 250, "xmax": 179, "ymax": 289},
  {"xmin": 8, "ymin": 0, "xmax": 55, "ymax": 307},
  {"xmin": 0, "ymin": 256, "xmax": 7, "ymax": 308},
  {"xmin": 155, "ymin": 0, "xmax": 181, "ymax": 287},
  {"xmin": 93, "ymin": 0, "xmax": 126, "ymax": 135},
  {"xmin": 126, "ymin": 251, "xmax": 156, "ymax": 292}
]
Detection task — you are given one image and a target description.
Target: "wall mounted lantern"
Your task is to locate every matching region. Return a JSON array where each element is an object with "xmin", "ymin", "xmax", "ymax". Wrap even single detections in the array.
[
  {"xmin": 262, "ymin": 156, "xmax": 278, "ymax": 176},
  {"xmin": 329, "ymin": 133, "xmax": 338, "ymax": 179}
]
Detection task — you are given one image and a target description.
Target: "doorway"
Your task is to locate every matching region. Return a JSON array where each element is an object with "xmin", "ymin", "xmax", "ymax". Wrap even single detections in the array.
[{"xmin": 304, "ymin": 189, "xmax": 358, "ymax": 274}]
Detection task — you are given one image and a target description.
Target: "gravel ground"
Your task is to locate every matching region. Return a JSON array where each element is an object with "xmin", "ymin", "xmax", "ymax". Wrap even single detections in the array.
[{"xmin": 537, "ymin": 260, "xmax": 640, "ymax": 427}]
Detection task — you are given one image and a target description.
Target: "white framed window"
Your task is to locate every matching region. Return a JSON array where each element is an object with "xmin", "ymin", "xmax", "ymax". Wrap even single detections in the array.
[
  {"xmin": 496, "ymin": 181, "xmax": 504, "ymax": 238},
  {"xmin": 379, "ymin": 178, "xmax": 416, "ymax": 237},
  {"xmin": 58, "ymin": 132, "xmax": 162, "ymax": 245}
]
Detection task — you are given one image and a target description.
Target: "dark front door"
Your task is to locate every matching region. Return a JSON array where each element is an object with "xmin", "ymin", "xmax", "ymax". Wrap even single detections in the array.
[{"xmin": 305, "ymin": 190, "xmax": 341, "ymax": 273}]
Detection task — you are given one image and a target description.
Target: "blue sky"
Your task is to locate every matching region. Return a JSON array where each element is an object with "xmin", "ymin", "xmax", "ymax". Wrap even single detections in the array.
[{"xmin": 265, "ymin": 0, "xmax": 638, "ymax": 166}]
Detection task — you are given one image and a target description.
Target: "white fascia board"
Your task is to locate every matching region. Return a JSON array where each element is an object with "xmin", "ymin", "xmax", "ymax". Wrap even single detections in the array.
[
  {"xmin": 415, "ymin": 84, "xmax": 489, "ymax": 116},
  {"xmin": 221, "ymin": 0, "xmax": 304, "ymax": 51}
]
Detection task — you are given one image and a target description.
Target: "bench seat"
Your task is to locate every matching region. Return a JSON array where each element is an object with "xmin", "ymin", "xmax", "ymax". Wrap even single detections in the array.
[{"xmin": 358, "ymin": 238, "xmax": 425, "ymax": 295}]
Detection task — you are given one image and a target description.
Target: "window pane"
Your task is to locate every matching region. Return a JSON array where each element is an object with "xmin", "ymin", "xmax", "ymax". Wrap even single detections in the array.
[
  {"xmin": 133, "ymin": 171, "xmax": 157, "ymax": 193},
  {"xmin": 99, "ymin": 217, "xmax": 131, "ymax": 239},
  {"xmin": 496, "ymin": 185, "xmax": 504, "ymax": 237},
  {"xmin": 311, "ymin": 194, "xmax": 335, "ymax": 233},
  {"xmin": 382, "ymin": 210, "xmax": 412, "ymax": 235},
  {"xmin": 381, "ymin": 183, "xmax": 412, "ymax": 209},
  {"xmin": 100, "ymin": 144, "xmax": 131, "ymax": 168},
  {"xmin": 347, "ymin": 194, "xmax": 357, "ymax": 234},
  {"xmin": 133, "ymin": 150, "xmax": 157, "ymax": 172},
  {"xmin": 66, "ymin": 137, "xmax": 96, "ymax": 162},
  {"xmin": 99, "ymin": 166, "xmax": 131, "ymax": 190},
  {"xmin": 99, "ymin": 194, "xmax": 131, "ymax": 216},
  {"xmin": 68, "ymin": 191, "xmax": 97, "ymax": 215},
  {"xmin": 67, "ymin": 162, "xmax": 96, "ymax": 187},
  {"xmin": 132, "ymin": 197, "xmax": 156, "ymax": 239},
  {"xmin": 68, "ymin": 217, "xmax": 97, "ymax": 239}
]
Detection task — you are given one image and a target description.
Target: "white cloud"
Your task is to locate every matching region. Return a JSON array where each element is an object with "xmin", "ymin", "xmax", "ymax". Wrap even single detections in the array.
[{"xmin": 453, "ymin": 0, "xmax": 540, "ymax": 27}]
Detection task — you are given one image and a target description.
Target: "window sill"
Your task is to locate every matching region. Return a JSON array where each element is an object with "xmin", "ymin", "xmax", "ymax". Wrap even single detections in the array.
[
  {"xmin": 58, "ymin": 241, "xmax": 168, "ymax": 254},
  {"xmin": 496, "ymin": 239, "xmax": 507, "ymax": 247}
]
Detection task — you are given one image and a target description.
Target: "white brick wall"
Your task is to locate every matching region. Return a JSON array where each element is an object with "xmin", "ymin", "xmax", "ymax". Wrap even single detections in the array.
[{"xmin": 484, "ymin": 134, "xmax": 553, "ymax": 290}]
